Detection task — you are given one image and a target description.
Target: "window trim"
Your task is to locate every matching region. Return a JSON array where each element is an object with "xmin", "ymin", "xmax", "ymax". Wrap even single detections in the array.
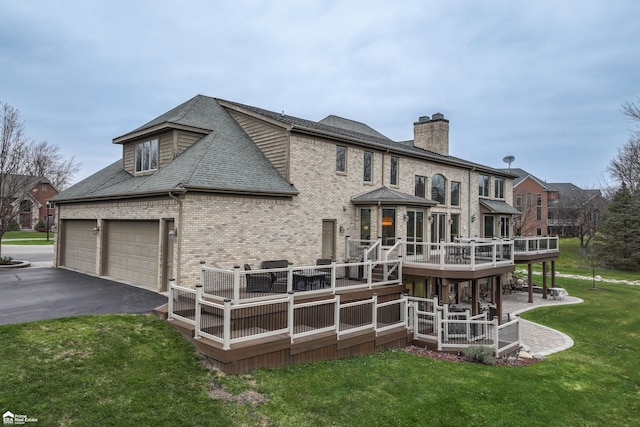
[
  {"xmin": 135, "ymin": 139, "xmax": 159, "ymax": 173},
  {"xmin": 451, "ymin": 181, "xmax": 461, "ymax": 206},
  {"xmin": 431, "ymin": 174, "xmax": 446, "ymax": 205},
  {"xmin": 494, "ymin": 178, "xmax": 505, "ymax": 199},
  {"xmin": 336, "ymin": 145, "xmax": 347, "ymax": 173},
  {"xmin": 390, "ymin": 156, "xmax": 399, "ymax": 186},
  {"xmin": 478, "ymin": 175, "xmax": 489, "ymax": 197},
  {"xmin": 363, "ymin": 151, "xmax": 373, "ymax": 182},
  {"xmin": 415, "ymin": 175, "xmax": 426, "ymax": 198}
]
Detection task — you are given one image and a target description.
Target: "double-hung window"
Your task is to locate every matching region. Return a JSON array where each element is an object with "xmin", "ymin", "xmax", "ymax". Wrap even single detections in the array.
[
  {"xmin": 478, "ymin": 175, "xmax": 489, "ymax": 197},
  {"xmin": 135, "ymin": 139, "xmax": 158, "ymax": 173},
  {"xmin": 494, "ymin": 178, "xmax": 504, "ymax": 199}
]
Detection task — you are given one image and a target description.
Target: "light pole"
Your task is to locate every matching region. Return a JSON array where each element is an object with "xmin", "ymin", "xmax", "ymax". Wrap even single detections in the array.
[{"xmin": 46, "ymin": 201, "xmax": 51, "ymax": 242}]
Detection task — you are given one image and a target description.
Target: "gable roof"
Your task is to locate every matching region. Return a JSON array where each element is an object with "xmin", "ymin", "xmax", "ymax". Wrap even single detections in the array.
[
  {"xmin": 221, "ymin": 99, "xmax": 514, "ymax": 178},
  {"xmin": 53, "ymin": 97, "xmax": 298, "ymax": 203},
  {"xmin": 499, "ymin": 168, "xmax": 548, "ymax": 189},
  {"xmin": 479, "ymin": 198, "xmax": 520, "ymax": 215},
  {"xmin": 1, "ymin": 174, "xmax": 51, "ymax": 198},
  {"xmin": 351, "ymin": 186, "xmax": 438, "ymax": 207}
]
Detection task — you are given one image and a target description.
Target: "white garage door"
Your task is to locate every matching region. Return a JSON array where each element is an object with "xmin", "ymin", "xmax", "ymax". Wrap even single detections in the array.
[
  {"xmin": 105, "ymin": 221, "xmax": 159, "ymax": 289},
  {"xmin": 62, "ymin": 219, "xmax": 97, "ymax": 274}
]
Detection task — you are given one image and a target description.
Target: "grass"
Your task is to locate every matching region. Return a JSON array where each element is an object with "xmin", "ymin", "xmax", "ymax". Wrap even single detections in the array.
[
  {"xmin": 518, "ymin": 237, "xmax": 640, "ymax": 282},
  {"xmin": 1, "ymin": 230, "xmax": 55, "ymax": 245},
  {"xmin": 1, "ymin": 239, "xmax": 639, "ymax": 426}
]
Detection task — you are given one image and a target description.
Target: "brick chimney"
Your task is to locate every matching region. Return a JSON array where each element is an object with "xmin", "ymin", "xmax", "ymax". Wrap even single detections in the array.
[{"xmin": 413, "ymin": 113, "xmax": 449, "ymax": 155}]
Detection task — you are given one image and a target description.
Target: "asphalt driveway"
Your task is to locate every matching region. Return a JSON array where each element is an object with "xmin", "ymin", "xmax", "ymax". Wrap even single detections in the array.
[{"xmin": 0, "ymin": 268, "xmax": 168, "ymax": 325}]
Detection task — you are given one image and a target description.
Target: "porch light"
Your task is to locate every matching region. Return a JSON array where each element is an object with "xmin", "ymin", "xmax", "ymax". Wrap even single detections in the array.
[
  {"xmin": 168, "ymin": 228, "xmax": 178, "ymax": 241},
  {"xmin": 92, "ymin": 226, "xmax": 100, "ymax": 236},
  {"xmin": 428, "ymin": 215, "xmax": 434, "ymax": 224},
  {"xmin": 471, "ymin": 214, "xmax": 477, "ymax": 223}
]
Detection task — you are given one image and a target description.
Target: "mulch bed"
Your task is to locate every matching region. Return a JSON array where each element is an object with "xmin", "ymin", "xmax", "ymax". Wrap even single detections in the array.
[{"xmin": 403, "ymin": 345, "xmax": 541, "ymax": 367}]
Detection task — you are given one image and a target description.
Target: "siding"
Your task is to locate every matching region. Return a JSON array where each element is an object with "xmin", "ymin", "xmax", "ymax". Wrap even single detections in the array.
[
  {"xmin": 228, "ymin": 110, "xmax": 290, "ymax": 179},
  {"xmin": 158, "ymin": 132, "xmax": 173, "ymax": 168},
  {"xmin": 123, "ymin": 143, "xmax": 135, "ymax": 174},
  {"xmin": 176, "ymin": 130, "xmax": 203, "ymax": 156}
]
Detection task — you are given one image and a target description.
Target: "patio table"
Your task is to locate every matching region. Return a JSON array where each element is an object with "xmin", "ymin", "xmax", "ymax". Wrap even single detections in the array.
[{"xmin": 293, "ymin": 271, "xmax": 326, "ymax": 291}]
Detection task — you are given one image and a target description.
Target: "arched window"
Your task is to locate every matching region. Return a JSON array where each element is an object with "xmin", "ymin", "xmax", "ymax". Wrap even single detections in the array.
[
  {"xmin": 20, "ymin": 200, "xmax": 32, "ymax": 212},
  {"xmin": 431, "ymin": 174, "xmax": 446, "ymax": 204}
]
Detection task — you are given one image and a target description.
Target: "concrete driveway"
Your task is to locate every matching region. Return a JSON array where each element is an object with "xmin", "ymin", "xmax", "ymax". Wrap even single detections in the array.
[{"xmin": 0, "ymin": 268, "xmax": 167, "ymax": 325}]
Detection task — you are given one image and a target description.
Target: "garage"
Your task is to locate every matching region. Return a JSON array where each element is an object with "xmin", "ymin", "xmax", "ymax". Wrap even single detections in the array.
[
  {"xmin": 61, "ymin": 219, "xmax": 97, "ymax": 274},
  {"xmin": 105, "ymin": 220, "xmax": 160, "ymax": 289}
]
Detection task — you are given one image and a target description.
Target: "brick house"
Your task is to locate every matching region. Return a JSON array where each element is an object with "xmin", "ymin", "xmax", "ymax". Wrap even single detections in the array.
[
  {"xmin": 51, "ymin": 95, "xmax": 519, "ymax": 292},
  {"xmin": 2, "ymin": 175, "xmax": 57, "ymax": 230}
]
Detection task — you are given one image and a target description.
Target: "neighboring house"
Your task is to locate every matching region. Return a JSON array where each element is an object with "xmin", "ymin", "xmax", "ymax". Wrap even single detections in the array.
[
  {"xmin": 503, "ymin": 168, "xmax": 549, "ymax": 236},
  {"xmin": 1, "ymin": 174, "xmax": 57, "ymax": 230},
  {"xmin": 546, "ymin": 183, "xmax": 604, "ymax": 237},
  {"xmin": 51, "ymin": 95, "xmax": 521, "ymax": 293},
  {"xmin": 502, "ymin": 168, "xmax": 603, "ymax": 237}
]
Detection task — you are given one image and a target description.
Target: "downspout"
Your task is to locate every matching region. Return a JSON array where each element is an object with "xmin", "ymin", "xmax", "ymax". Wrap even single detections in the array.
[
  {"xmin": 168, "ymin": 191, "xmax": 183, "ymax": 285},
  {"xmin": 469, "ymin": 167, "xmax": 476, "ymax": 238}
]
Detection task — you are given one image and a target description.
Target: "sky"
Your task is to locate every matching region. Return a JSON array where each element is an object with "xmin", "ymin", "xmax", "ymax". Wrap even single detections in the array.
[{"xmin": 2, "ymin": 0, "xmax": 639, "ymax": 188}]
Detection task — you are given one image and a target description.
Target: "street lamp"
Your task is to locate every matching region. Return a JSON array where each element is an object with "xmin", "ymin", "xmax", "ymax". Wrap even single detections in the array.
[{"xmin": 45, "ymin": 201, "xmax": 52, "ymax": 242}]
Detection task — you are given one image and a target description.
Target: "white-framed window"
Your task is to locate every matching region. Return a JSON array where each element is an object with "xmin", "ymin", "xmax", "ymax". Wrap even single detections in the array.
[
  {"xmin": 431, "ymin": 174, "xmax": 446, "ymax": 204},
  {"xmin": 135, "ymin": 139, "xmax": 158, "ymax": 173},
  {"xmin": 478, "ymin": 175, "xmax": 489, "ymax": 197},
  {"xmin": 494, "ymin": 178, "xmax": 505, "ymax": 199}
]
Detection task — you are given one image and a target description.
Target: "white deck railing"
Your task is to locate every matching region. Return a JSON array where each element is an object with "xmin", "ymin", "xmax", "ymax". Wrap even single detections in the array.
[
  {"xmin": 513, "ymin": 236, "xmax": 559, "ymax": 255},
  {"xmin": 168, "ymin": 283, "xmax": 520, "ymax": 355},
  {"xmin": 402, "ymin": 240, "xmax": 514, "ymax": 271},
  {"xmin": 199, "ymin": 259, "xmax": 402, "ymax": 304},
  {"xmin": 408, "ymin": 296, "xmax": 520, "ymax": 356}
]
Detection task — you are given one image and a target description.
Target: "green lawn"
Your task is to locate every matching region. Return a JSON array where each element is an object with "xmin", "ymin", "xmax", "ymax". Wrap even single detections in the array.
[
  {"xmin": 1, "ymin": 239, "xmax": 639, "ymax": 426},
  {"xmin": 2, "ymin": 230, "xmax": 55, "ymax": 245}
]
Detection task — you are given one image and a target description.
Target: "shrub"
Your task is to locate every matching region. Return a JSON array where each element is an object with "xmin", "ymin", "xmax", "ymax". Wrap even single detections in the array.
[
  {"xmin": 8, "ymin": 219, "xmax": 20, "ymax": 232},
  {"xmin": 0, "ymin": 256, "xmax": 14, "ymax": 265},
  {"xmin": 462, "ymin": 345, "xmax": 495, "ymax": 365},
  {"xmin": 35, "ymin": 219, "xmax": 45, "ymax": 230}
]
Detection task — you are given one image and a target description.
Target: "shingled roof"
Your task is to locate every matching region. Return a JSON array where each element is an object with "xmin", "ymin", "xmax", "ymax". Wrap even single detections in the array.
[
  {"xmin": 54, "ymin": 94, "xmax": 515, "ymax": 203},
  {"xmin": 53, "ymin": 97, "xmax": 298, "ymax": 202}
]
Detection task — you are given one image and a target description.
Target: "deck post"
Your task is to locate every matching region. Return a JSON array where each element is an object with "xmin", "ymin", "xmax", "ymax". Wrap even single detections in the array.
[
  {"xmin": 527, "ymin": 263, "xmax": 534, "ymax": 303},
  {"xmin": 372, "ymin": 293, "xmax": 378, "ymax": 332},
  {"xmin": 542, "ymin": 262, "xmax": 548, "ymax": 299},
  {"xmin": 335, "ymin": 294, "xmax": 341, "ymax": 337},
  {"xmin": 167, "ymin": 278, "xmax": 176, "ymax": 320},
  {"xmin": 223, "ymin": 299, "xmax": 231, "ymax": 350},
  {"xmin": 194, "ymin": 284, "xmax": 203, "ymax": 339},
  {"xmin": 288, "ymin": 292, "xmax": 295, "ymax": 342},
  {"xmin": 233, "ymin": 265, "xmax": 241, "ymax": 302},
  {"xmin": 330, "ymin": 261, "xmax": 337, "ymax": 290}
]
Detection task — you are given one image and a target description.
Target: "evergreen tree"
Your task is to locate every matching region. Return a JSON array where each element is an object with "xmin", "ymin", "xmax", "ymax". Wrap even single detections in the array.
[{"xmin": 595, "ymin": 183, "xmax": 640, "ymax": 270}]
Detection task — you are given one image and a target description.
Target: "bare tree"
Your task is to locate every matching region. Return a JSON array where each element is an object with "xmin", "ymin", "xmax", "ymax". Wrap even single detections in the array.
[
  {"xmin": 606, "ymin": 136, "xmax": 640, "ymax": 196},
  {"xmin": 27, "ymin": 141, "xmax": 80, "ymax": 190},
  {"xmin": 0, "ymin": 102, "xmax": 31, "ymax": 257},
  {"xmin": 609, "ymin": 98, "xmax": 640, "ymax": 195},
  {"xmin": 550, "ymin": 187, "xmax": 605, "ymax": 248}
]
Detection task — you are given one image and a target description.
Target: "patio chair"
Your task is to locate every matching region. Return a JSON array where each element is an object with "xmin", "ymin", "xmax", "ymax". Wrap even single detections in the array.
[
  {"xmin": 316, "ymin": 258, "xmax": 333, "ymax": 287},
  {"xmin": 261, "ymin": 260, "xmax": 289, "ymax": 293},
  {"xmin": 244, "ymin": 264, "xmax": 273, "ymax": 293}
]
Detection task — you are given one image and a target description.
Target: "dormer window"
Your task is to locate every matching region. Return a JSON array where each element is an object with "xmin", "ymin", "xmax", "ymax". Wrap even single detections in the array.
[{"xmin": 135, "ymin": 139, "xmax": 158, "ymax": 173}]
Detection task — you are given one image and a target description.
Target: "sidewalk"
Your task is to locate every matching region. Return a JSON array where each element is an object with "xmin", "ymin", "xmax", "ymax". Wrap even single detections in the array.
[{"xmin": 502, "ymin": 291, "xmax": 583, "ymax": 357}]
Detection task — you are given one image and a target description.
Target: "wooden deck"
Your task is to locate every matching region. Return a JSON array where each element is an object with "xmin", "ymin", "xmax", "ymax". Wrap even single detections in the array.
[{"xmin": 156, "ymin": 284, "xmax": 411, "ymax": 374}]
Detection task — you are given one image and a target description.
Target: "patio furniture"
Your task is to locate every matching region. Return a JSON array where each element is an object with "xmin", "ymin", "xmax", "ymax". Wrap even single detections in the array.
[
  {"xmin": 293, "ymin": 271, "xmax": 326, "ymax": 290},
  {"xmin": 548, "ymin": 287, "xmax": 568, "ymax": 300},
  {"xmin": 261, "ymin": 260, "xmax": 290, "ymax": 293},
  {"xmin": 315, "ymin": 258, "xmax": 333, "ymax": 287},
  {"xmin": 244, "ymin": 264, "xmax": 273, "ymax": 293}
]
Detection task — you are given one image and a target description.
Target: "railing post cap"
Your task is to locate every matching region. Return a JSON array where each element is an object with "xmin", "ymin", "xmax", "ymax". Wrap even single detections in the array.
[
  {"xmin": 200, "ymin": 260, "xmax": 206, "ymax": 265},
  {"xmin": 234, "ymin": 264, "xmax": 240, "ymax": 269},
  {"xmin": 224, "ymin": 298, "xmax": 231, "ymax": 302},
  {"xmin": 196, "ymin": 284, "xmax": 203, "ymax": 288}
]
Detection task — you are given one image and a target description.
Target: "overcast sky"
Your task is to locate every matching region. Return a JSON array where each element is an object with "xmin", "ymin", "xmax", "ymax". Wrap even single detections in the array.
[{"xmin": 2, "ymin": 0, "xmax": 639, "ymax": 188}]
